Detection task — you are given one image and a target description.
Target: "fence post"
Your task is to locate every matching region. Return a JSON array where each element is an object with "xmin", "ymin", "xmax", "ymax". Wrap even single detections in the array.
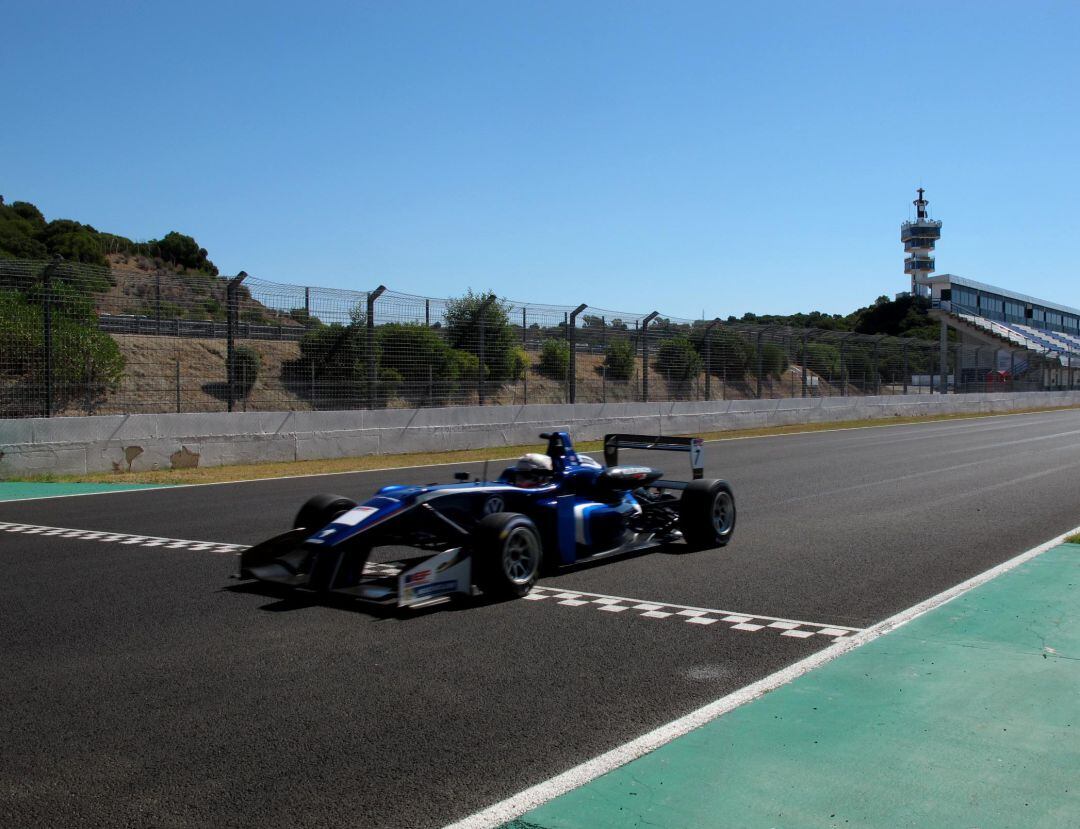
[
  {"xmin": 839, "ymin": 338, "xmax": 848, "ymax": 397},
  {"xmin": 704, "ymin": 318, "xmax": 720, "ymax": 401},
  {"xmin": 873, "ymin": 338, "xmax": 880, "ymax": 395},
  {"xmin": 425, "ymin": 299, "xmax": 430, "ymax": 328},
  {"xmin": 789, "ymin": 334, "xmax": 795, "ymax": 397},
  {"xmin": 366, "ymin": 285, "xmax": 386, "ymax": 409},
  {"xmin": 155, "ymin": 272, "xmax": 162, "ymax": 334},
  {"xmin": 641, "ymin": 312, "xmax": 659, "ymax": 402},
  {"xmin": 567, "ymin": 304, "xmax": 587, "ymax": 404},
  {"xmin": 226, "ymin": 271, "xmax": 248, "ymax": 413},
  {"xmin": 175, "ymin": 358, "xmax": 181, "ymax": 413},
  {"xmin": 304, "ymin": 287, "xmax": 311, "ymax": 317},
  {"xmin": 601, "ymin": 316, "xmax": 607, "ymax": 403},
  {"xmin": 521, "ymin": 307, "xmax": 528, "ymax": 404},
  {"xmin": 902, "ymin": 341, "xmax": 909, "ymax": 395},
  {"xmin": 953, "ymin": 344, "xmax": 961, "ymax": 394},
  {"xmin": 756, "ymin": 330, "xmax": 764, "ymax": 399},
  {"xmin": 939, "ymin": 317, "xmax": 948, "ymax": 394},
  {"xmin": 42, "ymin": 255, "xmax": 61, "ymax": 417},
  {"xmin": 801, "ymin": 332, "xmax": 808, "ymax": 398},
  {"xmin": 477, "ymin": 294, "xmax": 496, "ymax": 405}
]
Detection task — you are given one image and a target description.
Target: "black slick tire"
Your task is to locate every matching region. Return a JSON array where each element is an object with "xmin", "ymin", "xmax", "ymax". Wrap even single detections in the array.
[
  {"xmin": 678, "ymin": 479, "xmax": 736, "ymax": 549},
  {"xmin": 473, "ymin": 512, "xmax": 543, "ymax": 600},
  {"xmin": 294, "ymin": 494, "xmax": 357, "ymax": 531}
]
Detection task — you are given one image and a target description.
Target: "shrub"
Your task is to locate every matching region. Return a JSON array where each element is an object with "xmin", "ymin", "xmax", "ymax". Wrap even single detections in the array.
[
  {"xmin": 538, "ymin": 339, "xmax": 570, "ymax": 380},
  {"xmin": 761, "ymin": 342, "xmax": 788, "ymax": 377},
  {"xmin": 799, "ymin": 342, "xmax": 840, "ymax": 378},
  {"xmin": 603, "ymin": 338, "xmax": 635, "ymax": 381},
  {"xmin": 508, "ymin": 347, "xmax": 529, "ymax": 381},
  {"xmin": 654, "ymin": 336, "xmax": 702, "ymax": 382},
  {"xmin": 695, "ymin": 328, "xmax": 755, "ymax": 379},
  {"xmin": 231, "ymin": 346, "xmax": 260, "ymax": 397},
  {"xmin": 0, "ymin": 290, "xmax": 124, "ymax": 414},
  {"xmin": 283, "ymin": 322, "xmax": 368, "ymax": 406}
]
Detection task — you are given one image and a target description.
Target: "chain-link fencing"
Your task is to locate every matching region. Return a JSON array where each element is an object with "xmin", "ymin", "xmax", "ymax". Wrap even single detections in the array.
[{"xmin": 0, "ymin": 257, "xmax": 1069, "ymax": 418}]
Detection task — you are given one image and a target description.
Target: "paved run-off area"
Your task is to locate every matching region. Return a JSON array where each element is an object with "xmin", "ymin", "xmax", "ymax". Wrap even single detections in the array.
[{"xmin": 500, "ymin": 543, "xmax": 1080, "ymax": 829}]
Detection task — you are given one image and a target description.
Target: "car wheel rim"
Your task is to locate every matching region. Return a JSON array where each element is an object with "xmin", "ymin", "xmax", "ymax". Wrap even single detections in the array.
[
  {"xmin": 711, "ymin": 492, "xmax": 733, "ymax": 535},
  {"xmin": 503, "ymin": 527, "xmax": 539, "ymax": 584}
]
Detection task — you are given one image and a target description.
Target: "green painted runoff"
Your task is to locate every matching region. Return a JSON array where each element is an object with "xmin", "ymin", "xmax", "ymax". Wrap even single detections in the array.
[
  {"xmin": 0, "ymin": 482, "xmax": 166, "ymax": 502},
  {"xmin": 507, "ymin": 544, "xmax": 1080, "ymax": 829}
]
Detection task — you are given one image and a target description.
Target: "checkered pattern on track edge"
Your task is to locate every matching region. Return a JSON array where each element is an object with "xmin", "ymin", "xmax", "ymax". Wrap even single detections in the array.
[{"xmin": 523, "ymin": 586, "xmax": 859, "ymax": 638}]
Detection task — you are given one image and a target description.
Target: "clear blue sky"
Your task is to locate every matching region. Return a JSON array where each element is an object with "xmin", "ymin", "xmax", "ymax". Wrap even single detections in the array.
[{"xmin": 4, "ymin": 1, "xmax": 1078, "ymax": 319}]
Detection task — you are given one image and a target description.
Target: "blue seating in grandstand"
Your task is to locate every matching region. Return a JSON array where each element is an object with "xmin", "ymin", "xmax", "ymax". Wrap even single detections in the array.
[
  {"xmin": 954, "ymin": 312, "xmax": 1072, "ymax": 361},
  {"xmin": 1011, "ymin": 323, "xmax": 1077, "ymax": 358}
]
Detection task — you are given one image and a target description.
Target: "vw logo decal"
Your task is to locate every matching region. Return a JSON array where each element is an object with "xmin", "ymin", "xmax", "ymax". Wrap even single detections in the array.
[{"xmin": 483, "ymin": 496, "xmax": 505, "ymax": 515}]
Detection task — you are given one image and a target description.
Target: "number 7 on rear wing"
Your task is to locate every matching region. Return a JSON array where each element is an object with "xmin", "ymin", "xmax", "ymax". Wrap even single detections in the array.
[{"xmin": 602, "ymin": 433, "xmax": 704, "ymax": 483}]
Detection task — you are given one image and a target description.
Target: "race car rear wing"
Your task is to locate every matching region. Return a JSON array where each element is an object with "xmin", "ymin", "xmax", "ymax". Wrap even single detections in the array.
[{"xmin": 602, "ymin": 434, "xmax": 704, "ymax": 480}]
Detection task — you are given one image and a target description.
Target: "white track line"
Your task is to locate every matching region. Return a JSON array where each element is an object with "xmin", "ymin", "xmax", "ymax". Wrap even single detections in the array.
[
  {"xmin": 441, "ymin": 523, "xmax": 1080, "ymax": 829},
  {"xmin": 6, "ymin": 407, "xmax": 1075, "ymax": 503}
]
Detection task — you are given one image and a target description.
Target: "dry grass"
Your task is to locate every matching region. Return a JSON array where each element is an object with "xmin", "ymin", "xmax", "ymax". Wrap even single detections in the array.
[{"xmin": 17, "ymin": 404, "xmax": 1079, "ymax": 487}]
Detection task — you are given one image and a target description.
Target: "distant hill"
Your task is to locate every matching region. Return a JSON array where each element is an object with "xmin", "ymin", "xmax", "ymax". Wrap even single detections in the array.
[
  {"xmin": 0, "ymin": 194, "xmax": 936, "ymax": 339},
  {"xmin": 0, "ymin": 195, "xmax": 218, "ymax": 275},
  {"xmin": 0, "ymin": 196, "xmax": 306, "ymax": 330},
  {"xmin": 731, "ymin": 294, "xmax": 938, "ymax": 341}
]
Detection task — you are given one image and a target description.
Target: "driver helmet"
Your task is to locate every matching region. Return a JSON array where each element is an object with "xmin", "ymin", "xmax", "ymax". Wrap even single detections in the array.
[{"xmin": 514, "ymin": 452, "xmax": 553, "ymax": 487}]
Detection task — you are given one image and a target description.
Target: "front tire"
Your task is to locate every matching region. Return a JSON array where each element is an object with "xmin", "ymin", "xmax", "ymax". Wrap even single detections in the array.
[
  {"xmin": 679, "ymin": 479, "xmax": 735, "ymax": 549},
  {"xmin": 294, "ymin": 494, "xmax": 357, "ymax": 531},
  {"xmin": 473, "ymin": 513, "xmax": 543, "ymax": 599}
]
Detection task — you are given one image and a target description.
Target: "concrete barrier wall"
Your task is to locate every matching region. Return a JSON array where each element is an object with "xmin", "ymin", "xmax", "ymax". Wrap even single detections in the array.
[{"xmin": 3, "ymin": 391, "xmax": 1079, "ymax": 477}]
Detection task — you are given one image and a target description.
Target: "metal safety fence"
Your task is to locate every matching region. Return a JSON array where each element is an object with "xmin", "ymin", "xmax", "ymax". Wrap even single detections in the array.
[{"xmin": 0, "ymin": 257, "xmax": 1070, "ymax": 418}]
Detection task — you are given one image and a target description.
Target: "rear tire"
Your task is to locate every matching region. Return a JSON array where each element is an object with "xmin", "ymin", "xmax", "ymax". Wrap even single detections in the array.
[
  {"xmin": 473, "ymin": 513, "xmax": 543, "ymax": 599},
  {"xmin": 679, "ymin": 479, "xmax": 735, "ymax": 549},
  {"xmin": 294, "ymin": 494, "xmax": 357, "ymax": 531}
]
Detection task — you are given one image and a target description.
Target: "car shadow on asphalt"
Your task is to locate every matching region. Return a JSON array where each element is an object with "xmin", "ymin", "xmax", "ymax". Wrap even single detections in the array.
[
  {"xmin": 222, "ymin": 542, "xmax": 705, "ymax": 619},
  {"xmin": 222, "ymin": 579, "xmax": 520, "ymax": 619}
]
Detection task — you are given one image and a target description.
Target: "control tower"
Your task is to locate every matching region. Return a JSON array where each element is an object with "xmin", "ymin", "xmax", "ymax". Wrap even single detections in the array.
[{"xmin": 901, "ymin": 188, "xmax": 942, "ymax": 297}]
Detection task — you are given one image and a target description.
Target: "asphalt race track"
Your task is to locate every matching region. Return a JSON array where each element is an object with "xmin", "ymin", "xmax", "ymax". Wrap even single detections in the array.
[{"xmin": 4, "ymin": 409, "xmax": 1080, "ymax": 828}]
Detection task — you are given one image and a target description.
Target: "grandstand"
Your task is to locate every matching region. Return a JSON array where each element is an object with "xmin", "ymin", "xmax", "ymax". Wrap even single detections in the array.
[
  {"xmin": 917, "ymin": 273, "xmax": 1080, "ymax": 389},
  {"xmin": 903, "ymin": 188, "xmax": 1079, "ymax": 391}
]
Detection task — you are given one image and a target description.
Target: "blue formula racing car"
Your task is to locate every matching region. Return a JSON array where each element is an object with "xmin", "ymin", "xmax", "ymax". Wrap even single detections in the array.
[{"xmin": 238, "ymin": 432, "xmax": 735, "ymax": 608}]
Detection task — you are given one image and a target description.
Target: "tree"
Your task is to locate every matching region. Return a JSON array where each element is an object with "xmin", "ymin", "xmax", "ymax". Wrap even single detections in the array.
[
  {"xmin": 152, "ymin": 231, "xmax": 219, "ymax": 274},
  {"xmin": 444, "ymin": 290, "xmax": 518, "ymax": 384},
  {"xmin": 40, "ymin": 220, "xmax": 108, "ymax": 267},
  {"xmin": 0, "ymin": 201, "xmax": 48, "ymax": 259}
]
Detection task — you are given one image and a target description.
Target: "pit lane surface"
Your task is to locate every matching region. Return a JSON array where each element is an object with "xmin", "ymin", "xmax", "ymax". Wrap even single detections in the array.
[{"xmin": 4, "ymin": 409, "xmax": 1080, "ymax": 828}]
